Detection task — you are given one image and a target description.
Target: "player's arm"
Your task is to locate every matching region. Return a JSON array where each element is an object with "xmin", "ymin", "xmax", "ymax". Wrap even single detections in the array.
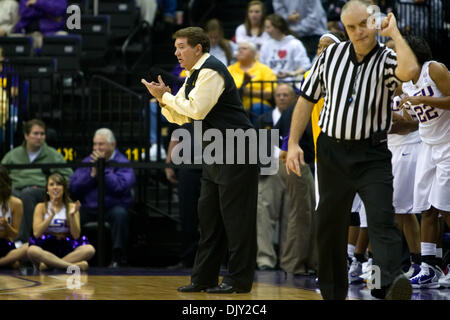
[
  {"xmin": 399, "ymin": 62, "xmax": 450, "ymax": 110},
  {"xmin": 32, "ymin": 203, "xmax": 53, "ymax": 238},
  {"xmin": 421, "ymin": 62, "xmax": 450, "ymax": 110},
  {"xmin": 389, "ymin": 110, "xmax": 418, "ymax": 135},
  {"xmin": 379, "ymin": 13, "xmax": 420, "ymax": 81},
  {"xmin": 6, "ymin": 197, "xmax": 22, "ymax": 241}
]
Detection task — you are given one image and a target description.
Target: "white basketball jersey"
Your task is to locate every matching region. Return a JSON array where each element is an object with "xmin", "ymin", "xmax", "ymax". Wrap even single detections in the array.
[
  {"xmin": 402, "ymin": 61, "xmax": 450, "ymax": 145},
  {"xmin": 0, "ymin": 205, "xmax": 12, "ymax": 231},
  {"xmin": 44, "ymin": 203, "xmax": 69, "ymax": 233},
  {"xmin": 388, "ymin": 95, "xmax": 421, "ymax": 147}
]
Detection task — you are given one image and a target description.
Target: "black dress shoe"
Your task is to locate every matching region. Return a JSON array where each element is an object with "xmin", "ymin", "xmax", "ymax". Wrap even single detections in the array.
[
  {"xmin": 177, "ymin": 283, "xmax": 212, "ymax": 292},
  {"xmin": 206, "ymin": 283, "xmax": 250, "ymax": 294}
]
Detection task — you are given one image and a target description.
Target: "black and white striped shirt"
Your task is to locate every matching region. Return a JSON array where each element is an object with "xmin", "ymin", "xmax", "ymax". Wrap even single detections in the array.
[{"xmin": 301, "ymin": 41, "xmax": 399, "ymax": 140}]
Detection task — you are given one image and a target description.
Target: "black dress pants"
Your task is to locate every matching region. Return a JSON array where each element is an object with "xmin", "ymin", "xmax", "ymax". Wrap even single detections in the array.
[
  {"xmin": 191, "ymin": 163, "xmax": 259, "ymax": 291},
  {"xmin": 177, "ymin": 168, "xmax": 202, "ymax": 267},
  {"xmin": 315, "ymin": 133, "xmax": 403, "ymax": 300}
]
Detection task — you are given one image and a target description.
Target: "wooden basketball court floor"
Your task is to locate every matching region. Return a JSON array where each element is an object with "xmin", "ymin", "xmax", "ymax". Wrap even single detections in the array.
[{"xmin": 0, "ymin": 267, "xmax": 449, "ymax": 300}]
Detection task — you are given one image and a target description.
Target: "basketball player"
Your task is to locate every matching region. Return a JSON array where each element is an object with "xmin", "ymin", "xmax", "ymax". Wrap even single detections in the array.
[{"xmin": 398, "ymin": 36, "xmax": 450, "ymax": 289}]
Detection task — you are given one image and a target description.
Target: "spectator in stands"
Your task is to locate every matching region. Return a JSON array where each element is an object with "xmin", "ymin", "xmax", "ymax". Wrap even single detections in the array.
[
  {"xmin": 0, "ymin": 165, "xmax": 28, "ymax": 268},
  {"xmin": 135, "ymin": 0, "xmax": 158, "ymax": 26},
  {"xmin": 136, "ymin": 0, "xmax": 178, "ymax": 26},
  {"xmin": 0, "ymin": 0, "xmax": 20, "ymax": 37},
  {"xmin": 395, "ymin": 0, "xmax": 443, "ymax": 39},
  {"xmin": 204, "ymin": 18, "xmax": 237, "ymax": 66},
  {"xmin": 0, "ymin": 45, "xmax": 20, "ymax": 145},
  {"xmin": 27, "ymin": 172, "xmax": 95, "ymax": 271},
  {"xmin": 253, "ymin": 83, "xmax": 292, "ymax": 271},
  {"xmin": 228, "ymin": 40, "xmax": 276, "ymax": 122},
  {"xmin": 274, "ymin": 84, "xmax": 316, "ymax": 276},
  {"xmin": 159, "ymin": 0, "xmax": 178, "ymax": 24},
  {"xmin": 1, "ymin": 119, "xmax": 73, "ymax": 245},
  {"xmin": 69, "ymin": 128, "xmax": 136, "ymax": 268},
  {"xmin": 14, "ymin": 0, "xmax": 68, "ymax": 48},
  {"xmin": 234, "ymin": 0, "xmax": 271, "ymax": 52},
  {"xmin": 259, "ymin": 14, "xmax": 311, "ymax": 82},
  {"xmin": 272, "ymin": 0, "xmax": 328, "ymax": 60}
]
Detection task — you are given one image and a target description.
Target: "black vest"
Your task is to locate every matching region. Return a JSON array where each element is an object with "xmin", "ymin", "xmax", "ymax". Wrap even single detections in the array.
[
  {"xmin": 184, "ymin": 55, "xmax": 257, "ymax": 163},
  {"xmin": 184, "ymin": 55, "xmax": 254, "ymax": 132}
]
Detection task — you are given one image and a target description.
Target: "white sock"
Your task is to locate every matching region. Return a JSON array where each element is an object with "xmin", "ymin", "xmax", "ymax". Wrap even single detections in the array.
[
  {"xmin": 421, "ymin": 242, "xmax": 436, "ymax": 257},
  {"xmin": 347, "ymin": 244, "xmax": 355, "ymax": 258},
  {"xmin": 436, "ymin": 248, "xmax": 443, "ymax": 259}
]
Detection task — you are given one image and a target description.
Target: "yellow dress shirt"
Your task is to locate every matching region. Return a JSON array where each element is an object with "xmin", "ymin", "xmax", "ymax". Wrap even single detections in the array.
[{"xmin": 161, "ymin": 53, "xmax": 225, "ymax": 125}]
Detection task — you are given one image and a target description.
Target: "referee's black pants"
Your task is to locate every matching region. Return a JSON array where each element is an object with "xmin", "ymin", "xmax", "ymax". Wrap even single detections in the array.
[
  {"xmin": 191, "ymin": 163, "xmax": 259, "ymax": 291},
  {"xmin": 316, "ymin": 132, "xmax": 403, "ymax": 300}
]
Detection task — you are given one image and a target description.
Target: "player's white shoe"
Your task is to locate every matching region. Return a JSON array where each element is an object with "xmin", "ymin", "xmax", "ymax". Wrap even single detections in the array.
[
  {"xmin": 409, "ymin": 262, "xmax": 440, "ymax": 289},
  {"xmin": 438, "ymin": 264, "xmax": 450, "ymax": 288}
]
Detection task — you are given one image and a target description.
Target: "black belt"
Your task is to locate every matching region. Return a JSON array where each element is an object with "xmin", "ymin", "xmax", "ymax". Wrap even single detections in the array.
[{"xmin": 324, "ymin": 131, "xmax": 387, "ymax": 147}]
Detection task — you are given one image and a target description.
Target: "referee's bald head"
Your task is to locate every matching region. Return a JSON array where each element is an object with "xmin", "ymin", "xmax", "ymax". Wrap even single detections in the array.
[{"xmin": 341, "ymin": 0, "xmax": 370, "ymax": 17}]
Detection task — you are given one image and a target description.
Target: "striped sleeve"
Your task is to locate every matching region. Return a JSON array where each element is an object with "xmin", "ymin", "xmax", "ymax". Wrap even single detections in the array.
[
  {"xmin": 384, "ymin": 49, "xmax": 400, "ymax": 92},
  {"xmin": 300, "ymin": 52, "xmax": 325, "ymax": 103}
]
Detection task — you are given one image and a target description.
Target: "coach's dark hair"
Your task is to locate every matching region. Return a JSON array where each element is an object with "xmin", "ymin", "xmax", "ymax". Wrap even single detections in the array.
[
  {"xmin": 173, "ymin": 27, "xmax": 210, "ymax": 53},
  {"xmin": 404, "ymin": 35, "xmax": 432, "ymax": 66},
  {"xmin": 23, "ymin": 119, "xmax": 46, "ymax": 135}
]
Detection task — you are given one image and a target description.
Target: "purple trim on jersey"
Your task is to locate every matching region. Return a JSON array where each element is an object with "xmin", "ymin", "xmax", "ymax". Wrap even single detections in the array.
[
  {"xmin": 0, "ymin": 238, "xmax": 16, "ymax": 257},
  {"xmin": 29, "ymin": 234, "xmax": 90, "ymax": 258}
]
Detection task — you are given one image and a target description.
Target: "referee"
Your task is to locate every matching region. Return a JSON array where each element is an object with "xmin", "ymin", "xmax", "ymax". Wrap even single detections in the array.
[{"xmin": 286, "ymin": 0, "xmax": 420, "ymax": 300}]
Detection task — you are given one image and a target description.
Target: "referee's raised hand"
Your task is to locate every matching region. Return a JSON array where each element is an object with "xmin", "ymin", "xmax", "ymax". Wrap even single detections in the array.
[
  {"xmin": 378, "ymin": 12, "xmax": 399, "ymax": 38},
  {"xmin": 286, "ymin": 144, "xmax": 305, "ymax": 177}
]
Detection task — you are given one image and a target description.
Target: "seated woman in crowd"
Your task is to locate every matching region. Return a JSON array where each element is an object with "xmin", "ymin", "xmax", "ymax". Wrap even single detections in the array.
[
  {"xmin": 27, "ymin": 172, "xmax": 95, "ymax": 271},
  {"xmin": 0, "ymin": 165, "xmax": 28, "ymax": 268},
  {"xmin": 259, "ymin": 14, "xmax": 311, "ymax": 82},
  {"xmin": 234, "ymin": 0, "xmax": 270, "ymax": 53},
  {"xmin": 205, "ymin": 18, "xmax": 237, "ymax": 66}
]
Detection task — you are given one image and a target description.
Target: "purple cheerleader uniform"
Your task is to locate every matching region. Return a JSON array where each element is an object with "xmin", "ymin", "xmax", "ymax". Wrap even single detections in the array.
[
  {"xmin": 29, "ymin": 203, "xmax": 89, "ymax": 258},
  {"xmin": 0, "ymin": 238, "xmax": 16, "ymax": 257}
]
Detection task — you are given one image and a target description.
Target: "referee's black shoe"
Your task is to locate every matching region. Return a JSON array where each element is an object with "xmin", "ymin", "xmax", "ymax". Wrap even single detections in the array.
[
  {"xmin": 205, "ymin": 283, "xmax": 250, "ymax": 294},
  {"xmin": 177, "ymin": 283, "xmax": 213, "ymax": 292}
]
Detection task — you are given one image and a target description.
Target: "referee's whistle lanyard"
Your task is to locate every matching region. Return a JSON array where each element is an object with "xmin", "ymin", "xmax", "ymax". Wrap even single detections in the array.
[{"xmin": 348, "ymin": 66, "xmax": 363, "ymax": 104}]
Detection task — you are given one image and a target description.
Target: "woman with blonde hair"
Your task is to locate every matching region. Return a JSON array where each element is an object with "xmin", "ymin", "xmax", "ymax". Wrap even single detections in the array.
[{"xmin": 27, "ymin": 173, "xmax": 95, "ymax": 271}]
